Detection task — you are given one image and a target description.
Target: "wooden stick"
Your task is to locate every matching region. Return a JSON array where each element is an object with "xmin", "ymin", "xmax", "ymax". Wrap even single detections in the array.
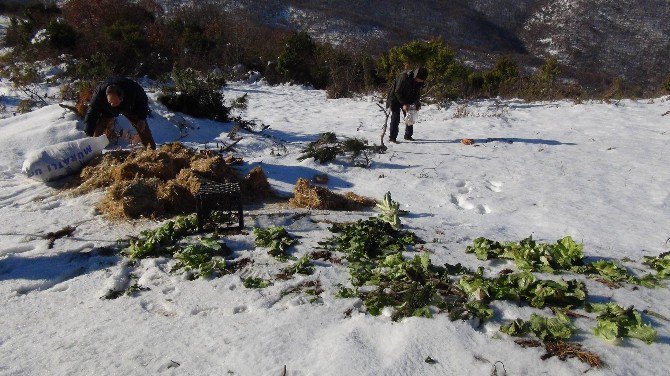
[
  {"xmin": 221, "ymin": 137, "xmax": 242, "ymax": 152},
  {"xmin": 377, "ymin": 103, "xmax": 389, "ymax": 149}
]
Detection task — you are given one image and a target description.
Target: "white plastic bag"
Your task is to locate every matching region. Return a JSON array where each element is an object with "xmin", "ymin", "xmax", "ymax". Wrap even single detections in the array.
[
  {"xmin": 22, "ymin": 135, "xmax": 109, "ymax": 182},
  {"xmin": 404, "ymin": 105, "xmax": 418, "ymax": 125}
]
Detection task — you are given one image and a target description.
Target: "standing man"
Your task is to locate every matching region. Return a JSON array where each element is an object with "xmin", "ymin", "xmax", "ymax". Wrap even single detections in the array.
[
  {"xmin": 386, "ymin": 67, "xmax": 428, "ymax": 143},
  {"xmin": 84, "ymin": 77, "xmax": 156, "ymax": 149}
]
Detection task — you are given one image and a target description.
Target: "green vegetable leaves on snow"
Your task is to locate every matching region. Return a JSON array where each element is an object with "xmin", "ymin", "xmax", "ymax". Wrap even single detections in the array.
[
  {"xmin": 123, "ymin": 215, "xmax": 199, "ymax": 259},
  {"xmin": 375, "ymin": 191, "xmax": 407, "ymax": 230},
  {"xmin": 501, "ymin": 311, "xmax": 574, "ymax": 342},
  {"xmin": 466, "ymin": 236, "xmax": 584, "ymax": 273},
  {"xmin": 254, "ymin": 226, "xmax": 297, "ymax": 258},
  {"xmin": 172, "ymin": 237, "xmax": 231, "ymax": 278},
  {"xmin": 586, "ymin": 303, "xmax": 657, "ymax": 344},
  {"xmin": 466, "ymin": 236, "xmax": 660, "ymax": 287}
]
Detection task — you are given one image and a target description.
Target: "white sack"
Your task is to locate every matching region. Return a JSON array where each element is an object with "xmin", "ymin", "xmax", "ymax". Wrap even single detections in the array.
[
  {"xmin": 404, "ymin": 109, "xmax": 418, "ymax": 125},
  {"xmin": 21, "ymin": 135, "xmax": 109, "ymax": 182}
]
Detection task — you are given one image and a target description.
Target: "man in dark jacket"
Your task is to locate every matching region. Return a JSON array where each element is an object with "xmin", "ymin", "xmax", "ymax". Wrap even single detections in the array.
[
  {"xmin": 84, "ymin": 77, "xmax": 156, "ymax": 149},
  {"xmin": 386, "ymin": 67, "xmax": 428, "ymax": 143}
]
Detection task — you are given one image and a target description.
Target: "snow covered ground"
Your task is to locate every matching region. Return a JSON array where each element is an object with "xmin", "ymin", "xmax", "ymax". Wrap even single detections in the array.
[{"xmin": 0, "ymin": 81, "xmax": 669, "ymax": 375}]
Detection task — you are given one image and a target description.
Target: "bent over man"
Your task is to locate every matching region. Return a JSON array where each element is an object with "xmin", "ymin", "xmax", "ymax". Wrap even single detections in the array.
[
  {"xmin": 385, "ymin": 67, "xmax": 428, "ymax": 143},
  {"xmin": 84, "ymin": 77, "xmax": 156, "ymax": 149}
]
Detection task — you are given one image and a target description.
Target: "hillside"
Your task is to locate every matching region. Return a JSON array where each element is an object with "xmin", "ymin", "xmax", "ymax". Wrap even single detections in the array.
[{"xmin": 174, "ymin": 0, "xmax": 670, "ymax": 87}]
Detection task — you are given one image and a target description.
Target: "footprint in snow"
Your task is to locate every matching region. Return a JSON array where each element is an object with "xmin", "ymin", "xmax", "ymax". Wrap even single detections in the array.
[
  {"xmin": 449, "ymin": 180, "xmax": 493, "ymax": 215},
  {"xmin": 477, "ymin": 204, "xmax": 491, "ymax": 214},
  {"xmin": 451, "ymin": 195, "xmax": 475, "ymax": 210},
  {"xmin": 142, "ymin": 300, "xmax": 177, "ymax": 317},
  {"xmin": 455, "ymin": 180, "xmax": 471, "ymax": 194},
  {"xmin": 485, "ymin": 180, "xmax": 503, "ymax": 193}
]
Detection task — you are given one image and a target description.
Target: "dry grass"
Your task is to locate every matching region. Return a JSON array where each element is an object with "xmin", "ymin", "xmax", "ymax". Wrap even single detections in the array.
[
  {"xmin": 70, "ymin": 143, "xmax": 272, "ymax": 219},
  {"xmin": 288, "ymin": 178, "xmax": 375, "ymax": 210},
  {"xmin": 515, "ymin": 339, "xmax": 603, "ymax": 368},
  {"xmin": 243, "ymin": 166, "xmax": 274, "ymax": 200},
  {"xmin": 543, "ymin": 341, "xmax": 603, "ymax": 368},
  {"xmin": 98, "ymin": 177, "xmax": 164, "ymax": 219},
  {"xmin": 343, "ymin": 192, "xmax": 377, "ymax": 207}
]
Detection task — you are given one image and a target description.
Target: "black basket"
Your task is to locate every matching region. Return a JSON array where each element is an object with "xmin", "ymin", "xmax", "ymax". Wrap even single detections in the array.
[{"xmin": 195, "ymin": 180, "xmax": 244, "ymax": 231}]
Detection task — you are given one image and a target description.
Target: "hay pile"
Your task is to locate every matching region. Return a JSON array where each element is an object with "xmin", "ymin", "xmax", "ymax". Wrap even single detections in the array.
[
  {"xmin": 73, "ymin": 143, "xmax": 270, "ymax": 219},
  {"xmin": 288, "ymin": 178, "xmax": 375, "ymax": 210},
  {"xmin": 243, "ymin": 166, "xmax": 273, "ymax": 200},
  {"xmin": 99, "ymin": 177, "xmax": 164, "ymax": 219}
]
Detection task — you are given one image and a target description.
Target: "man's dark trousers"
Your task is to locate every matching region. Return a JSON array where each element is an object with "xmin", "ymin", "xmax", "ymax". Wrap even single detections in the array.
[{"xmin": 389, "ymin": 104, "xmax": 413, "ymax": 141}]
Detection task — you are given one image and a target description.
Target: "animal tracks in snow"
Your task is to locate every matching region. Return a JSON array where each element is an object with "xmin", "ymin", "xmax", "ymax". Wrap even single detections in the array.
[
  {"xmin": 448, "ymin": 179, "xmax": 502, "ymax": 215},
  {"xmin": 476, "ymin": 204, "xmax": 491, "ymax": 214},
  {"xmin": 450, "ymin": 194, "xmax": 475, "ymax": 210},
  {"xmin": 485, "ymin": 180, "xmax": 503, "ymax": 193}
]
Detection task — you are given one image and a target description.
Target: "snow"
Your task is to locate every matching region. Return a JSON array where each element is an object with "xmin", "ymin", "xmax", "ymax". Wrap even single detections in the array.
[
  {"xmin": 283, "ymin": 7, "xmax": 387, "ymax": 47},
  {"xmin": 0, "ymin": 80, "xmax": 669, "ymax": 375},
  {"xmin": 30, "ymin": 29, "xmax": 47, "ymax": 45}
]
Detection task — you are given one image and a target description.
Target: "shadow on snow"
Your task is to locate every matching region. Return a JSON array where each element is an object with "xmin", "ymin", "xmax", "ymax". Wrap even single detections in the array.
[{"xmin": 0, "ymin": 249, "xmax": 118, "ymax": 284}]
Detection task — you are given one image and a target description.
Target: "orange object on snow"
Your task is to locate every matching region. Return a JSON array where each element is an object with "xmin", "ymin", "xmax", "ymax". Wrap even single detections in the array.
[{"xmin": 461, "ymin": 138, "xmax": 475, "ymax": 145}]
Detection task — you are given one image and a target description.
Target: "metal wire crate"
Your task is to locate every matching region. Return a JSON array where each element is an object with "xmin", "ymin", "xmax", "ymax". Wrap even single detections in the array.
[{"xmin": 195, "ymin": 180, "xmax": 244, "ymax": 231}]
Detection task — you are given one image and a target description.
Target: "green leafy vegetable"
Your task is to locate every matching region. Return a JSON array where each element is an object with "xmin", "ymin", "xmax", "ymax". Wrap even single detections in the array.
[
  {"xmin": 501, "ymin": 311, "xmax": 574, "ymax": 342},
  {"xmin": 172, "ymin": 237, "xmax": 230, "ymax": 278},
  {"xmin": 243, "ymin": 276, "xmax": 271, "ymax": 289},
  {"xmin": 253, "ymin": 227, "xmax": 297, "ymax": 258},
  {"xmin": 465, "ymin": 237, "xmax": 505, "ymax": 261},
  {"xmin": 465, "ymin": 236, "xmax": 658, "ymax": 287},
  {"xmin": 642, "ymin": 251, "xmax": 670, "ymax": 279},
  {"xmin": 123, "ymin": 215, "xmax": 199, "ymax": 259},
  {"xmin": 586, "ymin": 302, "xmax": 657, "ymax": 344},
  {"xmin": 458, "ymin": 271, "xmax": 587, "ymax": 309},
  {"xmin": 282, "ymin": 254, "xmax": 315, "ymax": 276},
  {"xmin": 334, "ymin": 285, "xmax": 357, "ymax": 298},
  {"xmin": 376, "ymin": 191, "xmax": 407, "ymax": 229},
  {"xmin": 466, "ymin": 236, "xmax": 585, "ymax": 272}
]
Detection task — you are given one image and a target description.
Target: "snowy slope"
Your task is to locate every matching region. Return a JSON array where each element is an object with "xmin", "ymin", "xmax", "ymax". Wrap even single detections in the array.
[
  {"xmin": 0, "ymin": 81, "xmax": 669, "ymax": 375},
  {"xmin": 521, "ymin": 0, "xmax": 670, "ymax": 84}
]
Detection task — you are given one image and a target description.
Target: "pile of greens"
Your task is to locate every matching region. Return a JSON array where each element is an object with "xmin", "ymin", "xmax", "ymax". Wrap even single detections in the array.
[
  {"xmin": 586, "ymin": 303, "xmax": 657, "ymax": 344},
  {"xmin": 253, "ymin": 226, "xmax": 297, "ymax": 259},
  {"xmin": 642, "ymin": 251, "xmax": 670, "ymax": 279},
  {"xmin": 501, "ymin": 311, "xmax": 574, "ymax": 342},
  {"xmin": 319, "ymin": 217, "xmax": 416, "ymax": 286},
  {"xmin": 121, "ymin": 215, "xmax": 239, "ymax": 279},
  {"xmin": 458, "ymin": 270, "xmax": 587, "ymax": 309},
  {"xmin": 466, "ymin": 236, "xmax": 659, "ymax": 287},
  {"xmin": 123, "ymin": 215, "xmax": 199, "ymax": 259},
  {"xmin": 172, "ymin": 237, "xmax": 231, "ymax": 278},
  {"xmin": 321, "ymin": 218, "xmax": 426, "ymax": 318}
]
